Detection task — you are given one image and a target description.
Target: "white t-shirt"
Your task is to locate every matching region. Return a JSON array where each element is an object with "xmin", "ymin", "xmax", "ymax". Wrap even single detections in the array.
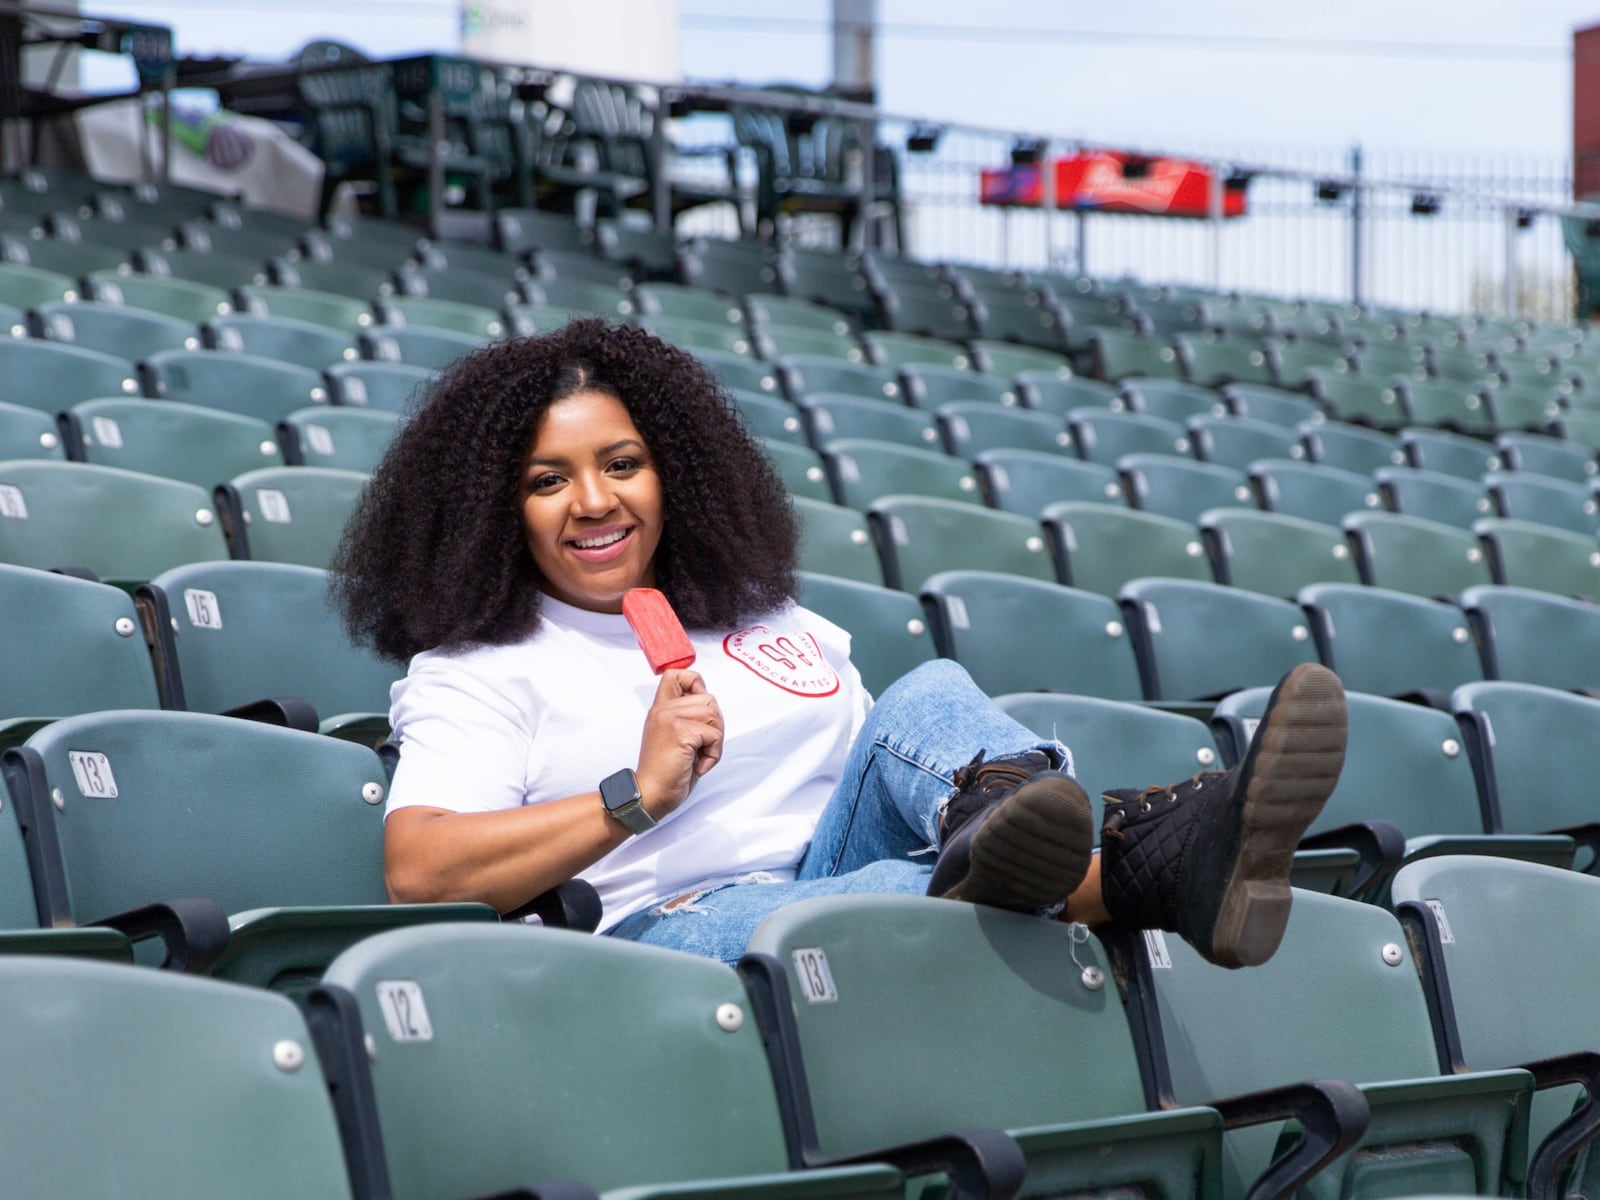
[{"xmin": 386, "ymin": 596, "xmax": 873, "ymax": 930}]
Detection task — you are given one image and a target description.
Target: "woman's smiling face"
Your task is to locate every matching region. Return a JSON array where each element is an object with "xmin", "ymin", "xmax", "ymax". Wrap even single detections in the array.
[{"xmin": 521, "ymin": 388, "xmax": 663, "ymax": 613}]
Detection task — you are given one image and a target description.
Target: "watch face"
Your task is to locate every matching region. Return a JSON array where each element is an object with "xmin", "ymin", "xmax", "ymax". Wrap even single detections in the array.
[{"xmin": 600, "ymin": 768, "xmax": 640, "ymax": 812}]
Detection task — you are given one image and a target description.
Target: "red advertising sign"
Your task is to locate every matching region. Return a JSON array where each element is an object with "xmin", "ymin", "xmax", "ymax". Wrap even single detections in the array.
[{"xmin": 980, "ymin": 150, "xmax": 1248, "ymax": 218}]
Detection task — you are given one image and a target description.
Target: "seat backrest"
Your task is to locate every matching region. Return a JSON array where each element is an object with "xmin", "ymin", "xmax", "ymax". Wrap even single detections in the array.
[
  {"xmin": 1186, "ymin": 413, "xmax": 1303, "ymax": 471},
  {"xmin": 922, "ymin": 569, "xmax": 1144, "ymax": 701},
  {"xmin": 821, "ymin": 437, "xmax": 981, "ymax": 509},
  {"xmin": 798, "ymin": 391, "xmax": 941, "ymax": 450},
  {"xmin": 317, "ymin": 924, "xmax": 799, "ymax": 1198},
  {"xmin": 1299, "ymin": 582, "xmax": 1483, "ymax": 698},
  {"xmin": 1460, "ymin": 583, "xmax": 1600, "ymax": 690},
  {"xmin": 216, "ymin": 466, "xmax": 370, "ymax": 569},
  {"xmin": 1392, "ymin": 856, "xmax": 1600, "ymax": 1161},
  {"xmin": 996, "ymin": 692, "xmax": 1220, "ymax": 827},
  {"xmin": 792, "ymin": 496, "xmax": 884, "ymax": 586},
  {"xmin": 0, "ymin": 460, "xmax": 230, "ymax": 585},
  {"xmin": 1342, "ymin": 511, "xmax": 1493, "ymax": 599},
  {"xmin": 1119, "ymin": 578, "xmax": 1317, "ymax": 701},
  {"xmin": 1200, "ymin": 509, "xmax": 1360, "ymax": 598},
  {"xmin": 936, "ymin": 401, "xmax": 1072, "ymax": 458},
  {"xmin": 1453, "ymin": 680, "xmax": 1600, "ymax": 838},
  {"xmin": 0, "ymin": 399, "xmax": 64, "ymax": 461},
  {"xmin": 1124, "ymin": 888, "xmax": 1517, "ymax": 1200},
  {"xmin": 1121, "ymin": 377, "xmax": 1224, "ymax": 423},
  {"xmin": 1299, "ymin": 419, "xmax": 1405, "ymax": 475},
  {"xmin": 65, "ymin": 397, "xmax": 282, "ymax": 489},
  {"xmin": 279, "ymin": 406, "xmax": 402, "ymax": 473},
  {"xmin": 1214, "ymin": 686, "xmax": 1486, "ymax": 839},
  {"xmin": 1250, "ymin": 458, "xmax": 1382, "ymax": 525},
  {"xmin": 743, "ymin": 895, "xmax": 1158, "ymax": 1153},
  {"xmin": 0, "ymin": 956, "xmax": 353, "ymax": 1198},
  {"xmin": 794, "ymin": 571, "xmax": 936, "ymax": 695},
  {"xmin": 1042, "ymin": 501, "xmax": 1211, "ymax": 597},
  {"xmin": 901, "ymin": 361, "xmax": 1015, "ymax": 409},
  {"xmin": 8, "ymin": 708, "xmax": 391, "ymax": 923},
  {"xmin": 778, "ymin": 353, "xmax": 900, "ymax": 403},
  {"xmin": 141, "ymin": 348, "xmax": 329, "ymax": 423},
  {"xmin": 868, "ymin": 496, "xmax": 1054, "ymax": 593},
  {"xmin": 1494, "ymin": 432, "xmax": 1596, "ymax": 484},
  {"xmin": 323, "ymin": 361, "xmax": 434, "ymax": 413},
  {"xmin": 1474, "ymin": 516, "xmax": 1600, "ymax": 600},
  {"xmin": 0, "ymin": 563, "xmax": 161, "ymax": 723},
  {"xmin": 1401, "ymin": 426, "xmax": 1503, "ymax": 479},
  {"xmin": 1375, "ymin": 466, "xmax": 1494, "ymax": 530},
  {"xmin": 140, "ymin": 560, "xmax": 401, "ymax": 720},
  {"xmin": 0, "ymin": 337, "xmax": 139, "ymax": 413},
  {"xmin": 1067, "ymin": 407, "xmax": 1190, "ymax": 464},
  {"xmin": 976, "ymin": 448, "xmax": 1123, "ymax": 516},
  {"xmin": 1119, "ymin": 453, "xmax": 1254, "ymax": 523}
]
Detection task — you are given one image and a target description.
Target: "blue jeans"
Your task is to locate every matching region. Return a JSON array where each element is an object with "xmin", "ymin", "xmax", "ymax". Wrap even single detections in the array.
[{"xmin": 604, "ymin": 659, "xmax": 1073, "ymax": 963}]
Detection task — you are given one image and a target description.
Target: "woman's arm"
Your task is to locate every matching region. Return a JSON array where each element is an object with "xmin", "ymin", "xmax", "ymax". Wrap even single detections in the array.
[{"xmin": 384, "ymin": 667, "xmax": 724, "ymax": 913}]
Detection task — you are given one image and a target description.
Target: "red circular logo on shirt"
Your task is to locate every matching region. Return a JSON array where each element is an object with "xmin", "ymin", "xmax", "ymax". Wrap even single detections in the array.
[{"xmin": 723, "ymin": 625, "xmax": 841, "ymax": 696}]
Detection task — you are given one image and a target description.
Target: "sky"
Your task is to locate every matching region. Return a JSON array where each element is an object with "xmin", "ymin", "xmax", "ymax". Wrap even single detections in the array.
[{"xmin": 77, "ymin": 0, "xmax": 1600, "ymax": 163}]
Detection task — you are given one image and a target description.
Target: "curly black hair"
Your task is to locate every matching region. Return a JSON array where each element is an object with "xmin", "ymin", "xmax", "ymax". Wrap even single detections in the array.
[{"xmin": 331, "ymin": 319, "xmax": 798, "ymax": 662}]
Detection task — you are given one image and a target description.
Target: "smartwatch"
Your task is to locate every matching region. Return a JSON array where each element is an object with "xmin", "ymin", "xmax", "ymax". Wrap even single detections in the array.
[{"xmin": 600, "ymin": 767, "xmax": 656, "ymax": 835}]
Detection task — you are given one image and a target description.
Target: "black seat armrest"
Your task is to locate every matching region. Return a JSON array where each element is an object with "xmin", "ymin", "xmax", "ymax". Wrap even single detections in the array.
[
  {"xmin": 502, "ymin": 879, "xmax": 603, "ymax": 932},
  {"xmin": 1209, "ymin": 1078, "xmax": 1370, "ymax": 1200},
  {"xmin": 92, "ymin": 895, "xmax": 231, "ymax": 973}
]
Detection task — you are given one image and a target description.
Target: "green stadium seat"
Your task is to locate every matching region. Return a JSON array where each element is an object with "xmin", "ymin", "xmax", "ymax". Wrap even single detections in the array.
[
  {"xmin": 1067, "ymin": 408, "xmax": 1190, "ymax": 464},
  {"xmin": 1200, "ymin": 509, "xmax": 1360, "ymax": 597},
  {"xmin": 3, "ymin": 709, "xmax": 494, "ymax": 991},
  {"xmin": 1394, "ymin": 857, "xmax": 1600, "ymax": 1200},
  {"xmin": 1121, "ymin": 377, "xmax": 1225, "ymax": 424},
  {"xmin": 214, "ymin": 465, "xmax": 368, "ymax": 569},
  {"xmin": 794, "ymin": 571, "xmax": 936, "ymax": 696},
  {"xmin": 761, "ymin": 437, "xmax": 833, "ymax": 502},
  {"xmin": 1249, "ymin": 458, "xmax": 1381, "ymax": 525},
  {"xmin": 1088, "ymin": 327, "xmax": 1184, "ymax": 382},
  {"xmin": 868, "ymin": 496, "xmax": 1053, "ymax": 593},
  {"xmin": 970, "ymin": 339, "xmax": 1073, "ymax": 379},
  {"xmin": 1119, "ymin": 578, "xmax": 1318, "ymax": 701},
  {"xmin": 792, "ymin": 496, "xmax": 883, "ymax": 586},
  {"xmin": 323, "ymin": 361, "xmax": 434, "ymax": 413},
  {"xmin": 0, "ymin": 337, "xmax": 139, "ymax": 413},
  {"xmin": 311, "ymin": 923, "xmax": 921, "ymax": 1200},
  {"xmin": 139, "ymin": 560, "xmax": 401, "ymax": 744},
  {"xmin": 1305, "ymin": 369, "xmax": 1406, "ymax": 428},
  {"xmin": 820, "ymin": 438, "xmax": 980, "ymax": 509},
  {"xmin": 87, "ymin": 270, "xmax": 232, "ymax": 323},
  {"xmin": 1298, "ymin": 582, "xmax": 1483, "ymax": 700},
  {"xmin": 235, "ymin": 284, "xmax": 374, "ymax": 336},
  {"xmin": 730, "ymin": 388, "xmax": 807, "ymax": 444},
  {"xmin": 1460, "ymin": 584, "xmax": 1600, "ymax": 691},
  {"xmin": 30, "ymin": 299, "xmax": 198, "ymax": 360},
  {"xmin": 696, "ymin": 346, "xmax": 781, "ymax": 395},
  {"xmin": 743, "ymin": 292, "xmax": 853, "ymax": 335},
  {"xmin": 936, "ymin": 402, "xmax": 1072, "ymax": 457},
  {"xmin": 1300, "ymin": 420, "xmax": 1407, "ymax": 475},
  {"xmin": 1472, "ymin": 517, "xmax": 1600, "ymax": 599},
  {"xmin": 1453, "ymin": 681, "xmax": 1600, "ymax": 858},
  {"xmin": 0, "ymin": 262, "xmax": 78, "ymax": 309},
  {"xmin": 1118, "ymin": 454, "xmax": 1254, "ymax": 524},
  {"xmin": 637, "ymin": 312, "xmax": 756, "ymax": 358},
  {"xmin": 1494, "ymin": 431, "xmax": 1596, "ymax": 483},
  {"xmin": 0, "ymin": 400, "xmax": 64, "ymax": 460},
  {"xmin": 1342, "ymin": 511, "xmax": 1493, "ymax": 598},
  {"xmin": 755, "ymin": 322, "xmax": 868, "ymax": 364},
  {"xmin": 0, "ymin": 460, "xmax": 228, "ymax": 586},
  {"xmin": 1187, "ymin": 413, "xmax": 1305, "ymax": 471},
  {"xmin": 373, "ymin": 294, "xmax": 506, "ymax": 340},
  {"xmin": 278, "ymin": 406, "xmax": 402, "ymax": 473},
  {"xmin": 141, "ymin": 348, "xmax": 328, "ymax": 423},
  {"xmin": 359, "ymin": 325, "xmax": 488, "ymax": 370},
  {"xmin": 1220, "ymin": 382, "xmax": 1325, "ymax": 429},
  {"xmin": 778, "ymin": 354, "xmax": 900, "ymax": 403},
  {"xmin": 0, "ymin": 956, "xmax": 361, "ymax": 1194},
  {"xmin": 1016, "ymin": 373, "xmax": 1118, "ymax": 415},
  {"xmin": 975, "ymin": 449, "xmax": 1124, "ymax": 517},
  {"xmin": 796, "ymin": 392, "xmax": 941, "ymax": 450},
  {"xmin": 740, "ymin": 896, "xmax": 1224, "ymax": 1200},
  {"xmin": 1042, "ymin": 501, "xmax": 1211, "ymax": 597},
  {"xmin": 62, "ymin": 397, "xmax": 282, "ymax": 488},
  {"xmin": 205, "ymin": 313, "xmax": 360, "ymax": 370},
  {"xmin": 634, "ymin": 283, "xmax": 747, "ymax": 329},
  {"xmin": 1114, "ymin": 889, "xmax": 1532, "ymax": 1200},
  {"xmin": 921, "ymin": 570, "xmax": 1144, "ymax": 701},
  {"xmin": 1175, "ymin": 331, "xmax": 1277, "ymax": 387},
  {"xmin": 1400, "ymin": 426, "xmax": 1503, "ymax": 479},
  {"xmin": 1483, "ymin": 471, "xmax": 1598, "ymax": 536},
  {"xmin": 1375, "ymin": 466, "xmax": 1494, "ymax": 529},
  {"xmin": 861, "ymin": 330, "xmax": 972, "ymax": 371},
  {"xmin": 900, "ymin": 362, "xmax": 1016, "ymax": 410}
]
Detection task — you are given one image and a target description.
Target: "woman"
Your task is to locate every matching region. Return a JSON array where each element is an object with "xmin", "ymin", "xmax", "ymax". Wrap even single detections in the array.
[{"xmin": 333, "ymin": 318, "xmax": 1346, "ymax": 967}]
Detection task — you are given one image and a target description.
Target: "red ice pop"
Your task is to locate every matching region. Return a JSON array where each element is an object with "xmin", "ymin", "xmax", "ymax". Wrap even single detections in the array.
[{"xmin": 622, "ymin": 587, "xmax": 696, "ymax": 674}]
